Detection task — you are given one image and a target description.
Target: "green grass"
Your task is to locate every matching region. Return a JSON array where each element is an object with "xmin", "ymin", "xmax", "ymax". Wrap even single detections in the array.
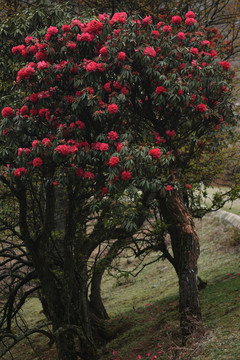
[
  {"xmin": 1, "ymin": 216, "xmax": 239, "ymax": 360},
  {"xmin": 201, "ymin": 186, "xmax": 240, "ymax": 216},
  {"xmin": 98, "ymin": 216, "xmax": 240, "ymax": 360}
]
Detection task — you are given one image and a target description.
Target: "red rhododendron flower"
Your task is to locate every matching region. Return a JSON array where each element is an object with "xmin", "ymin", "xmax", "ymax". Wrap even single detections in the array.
[
  {"xmin": 33, "ymin": 157, "xmax": 43, "ymax": 167},
  {"xmin": 20, "ymin": 105, "xmax": 29, "ymax": 115},
  {"xmin": 110, "ymin": 12, "xmax": 127, "ymax": 26},
  {"xmin": 186, "ymin": 184, "xmax": 192, "ymax": 189},
  {"xmin": 185, "ymin": 17, "xmax": 197, "ymax": 25},
  {"xmin": 117, "ymin": 51, "xmax": 126, "ymax": 61},
  {"xmin": 83, "ymin": 171, "xmax": 94, "ymax": 180},
  {"xmin": 75, "ymin": 168, "xmax": 83, "ymax": 177},
  {"xmin": 109, "ymin": 156, "xmax": 119, "ymax": 167},
  {"xmin": 29, "ymin": 45, "xmax": 38, "ymax": 55},
  {"xmin": 152, "ymin": 30, "xmax": 159, "ymax": 38},
  {"xmin": 166, "ymin": 185, "xmax": 173, "ymax": 191},
  {"xmin": 210, "ymin": 50, "xmax": 218, "ymax": 58},
  {"xmin": 117, "ymin": 143, "xmax": 123, "ymax": 152},
  {"xmin": 171, "ymin": 16, "xmax": 182, "ymax": 24},
  {"xmin": 30, "ymin": 93, "xmax": 38, "ymax": 103},
  {"xmin": 155, "ymin": 86, "xmax": 166, "ymax": 94},
  {"xmin": 121, "ymin": 87, "xmax": 129, "ymax": 95},
  {"xmin": 185, "ymin": 11, "xmax": 195, "ymax": 18},
  {"xmin": 67, "ymin": 41, "xmax": 77, "ymax": 49},
  {"xmin": 196, "ymin": 104, "xmax": 207, "ymax": 112},
  {"xmin": 47, "ymin": 26, "xmax": 58, "ymax": 35},
  {"xmin": 86, "ymin": 61, "xmax": 98, "ymax": 72},
  {"xmin": 104, "ymin": 81, "xmax": 111, "ymax": 92},
  {"xmin": 100, "ymin": 47, "xmax": 108, "ymax": 56},
  {"xmin": 219, "ymin": 61, "xmax": 231, "ymax": 70},
  {"xmin": 2, "ymin": 107, "xmax": 14, "ymax": 117},
  {"xmin": 62, "ymin": 24, "xmax": 70, "ymax": 32},
  {"xmin": 113, "ymin": 81, "xmax": 122, "ymax": 89},
  {"xmin": 12, "ymin": 44, "xmax": 25, "ymax": 54},
  {"xmin": 32, "ymin": 140, "xmax": 40, "ymax": 148},
  {"xmin": 101, "ymin": 187, "xmax": 108, "ymax": 194},
  {"xmin": 166, "ymin": 130, "xmax": 176, "ymax": 137},
  {"xmin": 42, "ymin": 138, "xmax": 51, "ymax": 147},
  {"xmin": 108, "ymin": 104, "xmax": 118, "ymax": 114},
  {"xmin": 84, "ymin": 20, "xmax": 103, "ymax": 34},
  {"xmin": 78, "ymin": 33, "xmax": 94, "ymax": 42},
  {"xmin": 201, "ymin": 40, "xmax": 210, "ymax": 47},
  {"xmin": 148, "ymin": 148, "xmax": 161, "ymax": 159},
  {"xmin": 55, "ymin": 144, "xmax": 71, "ymax": 155},
  {"xmin": 30, "ymin": 109, "xmax": 38, "ymax": 116},
  {"xmin": 142, "ymin": 15, "xmax": 152, "ymax": 25},
  {"xmin": 107, "ymin": 131, "xmax": 118, "ymax": 140},
  {"xmin": 99, "ymin": 13, "xmax": 110, "ymax": 21},
  {"xmin": 71, "ymin": 19, "xmax": 82, "ymax": 28},
  {"xmin": 39, "ymin": 108, "xmax": 49, "ymax": 117},
  {"xmin": 162, "ymin": 25, "xmax": 172, "ymax": 32},
  {"xmin": 177, "ymin": 32, "xmax": 185, "ymax": 40},
  {"xmin": 143, "ymin": 47, "xmax": 156, "ymax": 57},
  {"xmin": 99, "ymin": 143, "xmax": 109, "ymax": 151},
  {"xmin": 190, "ymin": 47, "xmax": 198, "ymax": 55},
  {"xmin": 121, "ymin": 170, "xmax": 132, "ymax": 180},
  {"xmin": 37, "ymin": 61, "xmax": 49, "ymax": 70},
  {"xmin": 14, "ymin": 167, "xmax": 27, "ymax": 177}
]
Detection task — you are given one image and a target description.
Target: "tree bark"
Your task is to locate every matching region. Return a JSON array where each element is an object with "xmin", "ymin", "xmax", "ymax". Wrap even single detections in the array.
[
  {"xmin": 90, "ymin": 268, "xmax": 109, "ymax": 320},
  {"xmin": 158, "ymin": 193, "xmax": 203, "ymax": 343}
]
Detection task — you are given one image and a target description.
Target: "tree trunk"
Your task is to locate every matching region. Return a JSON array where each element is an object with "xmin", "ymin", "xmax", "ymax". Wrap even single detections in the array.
[
  {"xmin": 158, "ymin": 193, "xmax": 203, "ymax": 343},
  {"xmin": 90, "ymin": 269, "xmax": 109, "ymax": 320}
]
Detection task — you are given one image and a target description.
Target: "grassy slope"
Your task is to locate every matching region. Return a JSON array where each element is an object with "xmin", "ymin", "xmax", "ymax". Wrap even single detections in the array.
[
  {"xmin": 1, "ymin": 216, "xmax": 239, "ymax": 360},
  {"xmin": 99, "ymin": 216, "xmax": 240, "ymax": 360},
  {"xmin": 202, "ymin": 186, "xmax": 240, "ymax": 216}
]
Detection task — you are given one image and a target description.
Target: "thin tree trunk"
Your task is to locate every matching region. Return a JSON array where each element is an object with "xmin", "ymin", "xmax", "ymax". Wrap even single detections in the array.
[{"xmin": 90, "ymin": 269, "xmax": 109, "ymax": 320}]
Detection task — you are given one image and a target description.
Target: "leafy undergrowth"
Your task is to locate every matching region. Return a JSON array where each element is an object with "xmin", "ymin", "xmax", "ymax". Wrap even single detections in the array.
[{"xmin": 1, "ymin": 216, "xmax": 239, "ymax": 360}]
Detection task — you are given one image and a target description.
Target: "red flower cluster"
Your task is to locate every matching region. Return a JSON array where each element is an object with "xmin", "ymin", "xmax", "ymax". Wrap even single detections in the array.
[
  {"xmin": 219, "ymin": 61, "xmax": 231, "ymax": 70},
  {"xmin": 155, "ymin": 86, "xmax": 166, "ymax": 94},
  {"xmin": 196, "ymin": 104, "xmax": 207, "ymax": 112},
  {"xmin": 83, "ymin": 171, "xmax": 94, "ymax": 180},
  {"xmin": 171, "ymin": 16, "xmax": 182, "ymax": 24},
  {"xmin": 121, "ymin": 170, "xmax": 132, "ymax": 180},
  {"xmin": 100, "ymin": 47, "xmax": 108, "ymax": 56},
  {"xmin": 117, "ymin": 52, "xmax": 126, "ymax": 61},
  {"xmin": 86, "ymin": 61, "xmax": 105, "ymax": 72},
  {"xmin": 2, "ymin": 107, "xmax": 14, "ymax": 118},
  {"xmin": 33, "ymin": 157, "xmax": 43, "ymax": 167},
  {"xmin": 75, "ymin": 168, "xmax": 83, "ymax": 177},
  {"xmin": 148, "ymin": 148, "xmax": 161, "ymax": 159},
  {"xmin": 109, "ymin": 156, "xmax": 119, "ymax": 167},
  {"xmin": 108, "ymin": 104, "xmax": 118, "ymax": 114},
  {"xmin": 143, "ymin": 46, "xmax": 156, "ymax": 58},
  {"xmin": 55, "ymin": 144, "xmax": 77, "ymax": 155},
  {"xmin": 107, "ymin": 131, "xmax": 118, "ymax": 140},
  {"xmin": 185, "ymin": 17, "xmax": 197, "ymax": 25},
  {"xmin": 162, "ymin": 25, "xmax": 172, "ymax": 32},
  {"xmin": 84, "ymin": 19, "xmax": 103, "ymax": 34},
  {"xmin": 14, "ymin": 167, "xmax": 27, "ymax": 177},
  {"xmin": 190, "ymin": 47, "xmax": 199, "ymax": 55},
  {"xmin": 177, "ymin": 32, "xmax": 185, "ymax": 40},
  {"xmin": 166, "ymin": 130, "xmax": 176, "ymax": 137},
  {"xmin": 110, "ymin": 12, "xmax": 127, "ymax": 26}
]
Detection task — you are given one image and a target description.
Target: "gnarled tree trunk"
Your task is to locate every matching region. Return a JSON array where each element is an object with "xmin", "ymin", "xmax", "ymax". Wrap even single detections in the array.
[{"xmin": 158, "ymin": 193, "xmax": 203, "ymax": 342}]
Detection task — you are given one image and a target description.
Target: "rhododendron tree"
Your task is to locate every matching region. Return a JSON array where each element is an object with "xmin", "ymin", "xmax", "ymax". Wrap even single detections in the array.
[{"xmin": 0, "ymin": 9, "xmax": 236, "ymax": 359}]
